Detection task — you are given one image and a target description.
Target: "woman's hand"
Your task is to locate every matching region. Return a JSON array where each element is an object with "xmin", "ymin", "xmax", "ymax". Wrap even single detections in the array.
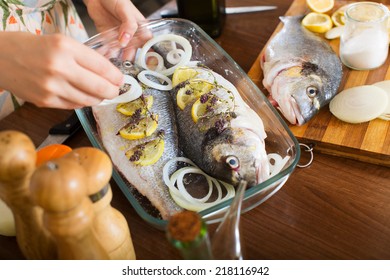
[
  {"xmin": 0, "ymin": 32, "xmax": 124, "ymax": 109},
  {"xmin": 83, "ymin": 0, "xmax": 145, "ymax": 46}
]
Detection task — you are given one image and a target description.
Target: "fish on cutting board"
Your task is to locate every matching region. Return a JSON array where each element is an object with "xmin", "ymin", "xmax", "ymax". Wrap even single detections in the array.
[{"xmin": 261, "ymin": 15, "xmax": 343, "ymax": 125}]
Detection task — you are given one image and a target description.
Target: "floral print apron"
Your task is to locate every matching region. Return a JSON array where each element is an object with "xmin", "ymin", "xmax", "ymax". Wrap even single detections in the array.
[{"xmin": 0, "ymin": 0, "xmax": 89, "ymax": 120}]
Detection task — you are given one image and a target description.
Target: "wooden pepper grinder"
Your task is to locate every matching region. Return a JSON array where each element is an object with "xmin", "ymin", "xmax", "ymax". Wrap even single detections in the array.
[
  {"xmin": 0, "ymin": 130, "xmax": 56, "ymax": 259},
  {"xmin": 67, "ymin": 147, "xmax": 136, "ymax": 260},
  {"xmin": 30, "ymin": 157, "xmax": 109, "ymax": 260}
]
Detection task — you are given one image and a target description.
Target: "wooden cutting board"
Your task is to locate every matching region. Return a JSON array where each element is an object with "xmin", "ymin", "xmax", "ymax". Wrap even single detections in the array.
[{"xmin": 248, "ymin": 0, "xmax": 390, "ymax": 167}]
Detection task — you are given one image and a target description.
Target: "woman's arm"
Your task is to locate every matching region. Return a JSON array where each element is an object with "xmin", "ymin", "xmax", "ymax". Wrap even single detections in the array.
[{"xmin": 0, "ymin": 32, "xmax": 123, "ymax": 109}]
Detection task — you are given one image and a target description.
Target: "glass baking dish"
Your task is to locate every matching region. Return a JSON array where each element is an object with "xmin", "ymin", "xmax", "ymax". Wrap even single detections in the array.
[{"xmin": 76, "ymin": 19, "xmax": 300, "ymax": 230}]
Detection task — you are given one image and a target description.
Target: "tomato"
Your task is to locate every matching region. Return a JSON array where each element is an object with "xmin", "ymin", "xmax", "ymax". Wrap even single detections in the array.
[{"xmin": 36, "ymin": 144, "xmax": 72, "ymax": 166}]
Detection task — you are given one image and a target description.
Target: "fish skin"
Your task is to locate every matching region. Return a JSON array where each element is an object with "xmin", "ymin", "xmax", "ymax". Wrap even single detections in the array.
[
  {"xmin": 92, "ymin": 75, "xmax": 182, "ymax": 219},
  {"xmin": 261, "ymin": 16, "xmax": 343, "ymax": 125},
  {"xmin": 172, "ymin": 67, "xmax": 270, "ymax": 187}
]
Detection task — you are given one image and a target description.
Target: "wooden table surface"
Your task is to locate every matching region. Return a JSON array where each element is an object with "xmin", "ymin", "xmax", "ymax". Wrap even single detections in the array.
[{"xmin": 1, "ymin": 0, "xmax": 389, "ymax": 260}]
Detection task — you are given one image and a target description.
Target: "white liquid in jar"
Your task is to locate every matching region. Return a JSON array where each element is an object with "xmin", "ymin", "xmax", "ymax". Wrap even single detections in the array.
[{"xmin": 340, "ymin": 29, "xmax": 389, "ymax": 70}]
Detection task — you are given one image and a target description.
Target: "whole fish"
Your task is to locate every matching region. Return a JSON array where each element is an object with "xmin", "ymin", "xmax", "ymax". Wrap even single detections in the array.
[
  {"xmin": 261, "ymin": 16, "xmax": 342, "ymax": 125},
  {"xmin": 92, "ymin": 66, "xmax": 182, "ymax": 219},
  {"xmin": 172, "ymin": 66, "xmax": 270, "ymax": 187}
]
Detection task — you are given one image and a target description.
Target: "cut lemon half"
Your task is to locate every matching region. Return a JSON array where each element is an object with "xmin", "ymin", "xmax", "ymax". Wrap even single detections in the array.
[
  {"xmin": 125, "ymin": 138, "xmax": 165, "ymax": 166},
  {"xmin": 176, "ymin": 79, "xmax": 215, "ymax": 110},
  {"xmin": 119, "ymin": 115, "xmax": 159, "ymax": 140},
  {"xmin": 331, "ymin": 5, "xmax": 347, "ymax": 26},
  {"xmin": 116, "ymin": 95, "xmax": 153, "ymax": 116},
  {"xmin": 302, "ymin": 12, "xmax": 333, "ymax": 33},
  {"xmin": 172, "ymin": 67, "xmax": 199, "ymax": 87},
  {"xmin": 306, "ymin": 0, "xmax": 334, "ymax": 13}
]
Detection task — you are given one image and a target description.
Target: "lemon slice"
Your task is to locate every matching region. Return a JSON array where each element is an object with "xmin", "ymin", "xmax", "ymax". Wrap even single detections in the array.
[
  {"xmin": 172, "ymin": 67, "xmax": 199, "ymax": 87},
  {"xmin": 125, "ymin": 138, "xmax": 165, "ymax": 166},
  {"xmin": 119, "ymin": 115, "xmax": 159, "ymax": 140},
  {"xmin": 116, "ymin": 95, "xmax": 153, "ymax": 116},
  {"xmin": 191, "ymin": 98, "xmax": 210, "ymax": 123},
  {"xmin": 176, "ymin": 79, "xmax": 214, "ymax": 110},
  {"xmin": 302, "ymin": 12, "xmax": 333, "ymax": 33},
  {"xmin": 306, "ymin": 0, "xmax": 334, "ymax": 13},
  {"xmin": 331, "ymin": 5, "xmax": 348, "ymax": 26}
]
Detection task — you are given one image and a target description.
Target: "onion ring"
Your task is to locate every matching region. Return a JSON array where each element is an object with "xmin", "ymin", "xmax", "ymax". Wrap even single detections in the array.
[
  {"xmin": 145, "ymin": 52, "xmax": 165, "ymax": 72},
  {"xmin": 137, "ymin": 70, "xmax": 173, "ymax": 91},
  {"xmin": 98, "ymin": 75, "xmax": 142, "ymax": 105},
  {"xmin": 166, "ymin": 49, "xmax": 185, "ymax": 65},
  {"xmin": 162, "ymin": 156, "xmax": 235, "ymax": 212},
  {"xmin": 137, "ymin": 34, "xmax": 192, "ymax": 76}
]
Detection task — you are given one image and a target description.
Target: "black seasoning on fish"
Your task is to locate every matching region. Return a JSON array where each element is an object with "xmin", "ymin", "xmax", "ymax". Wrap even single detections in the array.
[
  {"xmin": 261, "ymin": 16, "xmax": 343, "ymax": 125},
  {"xmin": 171, "ymin": 66, "xmax": 270, "ymax": 187}
]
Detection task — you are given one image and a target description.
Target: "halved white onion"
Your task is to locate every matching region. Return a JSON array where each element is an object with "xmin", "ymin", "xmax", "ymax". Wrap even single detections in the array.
[
  {"xmin": 137, "ymin": 70, "xmax": 173, "ymax": 91},
  {"xmin": 137, "ymin": 34, "xmax": 192, "ymax": 76},
  {"xmin": 329, "ymin": 85, "xmax": 389, "ymax": 123},
  {"xmin": 372, "ymin": 80, "xmax": 390, "ymax": 120},
  {"xmin": 98, "ymin": 74, "xmax": 142, "ymax": 105}
]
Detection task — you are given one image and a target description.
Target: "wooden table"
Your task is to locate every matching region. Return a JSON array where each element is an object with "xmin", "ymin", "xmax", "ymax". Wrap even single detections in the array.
[{"xmin": 0, "ymin": 0, "xmax": 389, "ymax": 260}]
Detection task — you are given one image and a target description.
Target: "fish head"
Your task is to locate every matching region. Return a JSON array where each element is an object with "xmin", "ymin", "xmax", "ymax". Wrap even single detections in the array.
[
  {"xmin": 271, "ymin": 63, "xmax": 327, "ymax": 125},
  {"xmin": 202, "ymin": 127, "xmax": 269, "ymax": 187}
]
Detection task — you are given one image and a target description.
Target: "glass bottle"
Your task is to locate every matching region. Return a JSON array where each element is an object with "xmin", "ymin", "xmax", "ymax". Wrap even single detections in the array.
[
  {"xmin": 211, "ymin": 180, "xmax": 247, "ymax": 260},
  {"xmin": 340, "ymin": 2, "xmax": 389, "ymax": 70},
  {"xmin": 176, "ymin": 0, "xmax": 225, "ymax": 38},
  {"xmin": 166, "ymin": 210, "xmax": 213, "ymax": 260}
]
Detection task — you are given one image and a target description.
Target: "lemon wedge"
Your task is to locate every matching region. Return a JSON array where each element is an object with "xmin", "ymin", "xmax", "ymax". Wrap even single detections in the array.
[
  {"xmin": 172, "ymin": 67, "xmax": 199, "ymax": 87},
  {"xmin": 306, "ymin": 0, "xmax": 334, "ymax": 13},
  {"xmin": 176, "ymin": 79, "xmax": 214, "ymax": 110},
  {"xmin": 116, "ymin": 95, "xmax": 153, "ymax": 116},
  {"xmin": 331, "ymin": 5, "xmax": 348, "ymax": 26},
  {"xmin": 125, "ymin": 138, "xmax": 165, "ymax": 166},
  {"xmin": 119, "ymin": 115, "xmax": 159, "ymax": 140},
  {"xmin": 302, "ymin": 12, "xmax": 333, "ymax": 33}
]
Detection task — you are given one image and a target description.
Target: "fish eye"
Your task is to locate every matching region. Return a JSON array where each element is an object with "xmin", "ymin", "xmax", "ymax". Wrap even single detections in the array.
[
  {"xmin": 122, "ymin": 60, "xmax": 133, "ymax": 68},
  {"xmin": 226, "ymin": 156, "xmax": 240, "ymax": 170},
  {"xmin": 306, "ymin": 86, "xmax": 318, "ymax": 98}
]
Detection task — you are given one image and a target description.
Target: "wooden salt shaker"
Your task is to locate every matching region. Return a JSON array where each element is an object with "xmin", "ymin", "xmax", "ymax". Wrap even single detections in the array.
[
  {"xmin": 0, "ymin": 130, "xmax": 56, "ymax": 259},
  {"xmin": 30, "ymin": 157, "xmax": 109, "ymax": 260},
  {"xmin": 66, "ymin": 147, "xmax": 136, "ymax": 260}
]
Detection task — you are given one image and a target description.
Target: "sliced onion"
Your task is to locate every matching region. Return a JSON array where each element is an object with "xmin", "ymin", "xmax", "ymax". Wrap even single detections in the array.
[
  {"xmin": 174, "ymin": 167, "xmax": 213, "ymax": 203},
  {"xmin": 145, "ymin": 52, "xmax": 165, "ymax": 72},
  {"xmin": 325, "ymin": 26, "xmax": 345, "ymax": 40},
  {"xmin": 163, "ymin": 157, "xmax": 235, "ymax": 212},
  {"xmin": 372, "ymin": 81, "xmax": 390, "ymax": 121},
  {"xmin": 98, "ymin": 75, "xmax": 142, "ymax": 105},
  {"xmin": 137, "ymin": 34, "xmax": 192, "ymax": 76},
  {"xmin": 166, "ymin": 49, "xmax": 185, "ymax": 65},
  {"xmin": 137, "ymin": 70, "xmax": 173, "ymax": 91},
  {"xmin": 329, "ymin": 85, "xmax": 389, "ymax": 123},
  {"xmin": 267, "ymin": 153, "xmax": 290, "ymax": 177}
]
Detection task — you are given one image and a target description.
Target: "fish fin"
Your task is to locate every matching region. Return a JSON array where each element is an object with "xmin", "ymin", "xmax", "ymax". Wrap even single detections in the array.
[{"xmin": 279, "ymin": 15, "xmax": 306, "ymax": 24}]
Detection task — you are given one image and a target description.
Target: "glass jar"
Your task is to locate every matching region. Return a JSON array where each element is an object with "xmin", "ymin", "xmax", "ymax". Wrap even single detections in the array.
[
  {"xmin": 340, "ymin": 2, "xmax": 389, "ymax": 70},
  {"xmin": 176, "ymin": 0, "xmax": 225, "ymax": 38}
]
